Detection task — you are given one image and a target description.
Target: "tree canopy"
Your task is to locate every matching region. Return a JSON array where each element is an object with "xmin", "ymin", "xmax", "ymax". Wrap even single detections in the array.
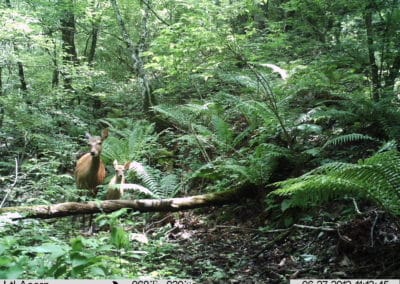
[{"xmin": 1, "ymin": 0, "xmax": 400, "ymax": 281}]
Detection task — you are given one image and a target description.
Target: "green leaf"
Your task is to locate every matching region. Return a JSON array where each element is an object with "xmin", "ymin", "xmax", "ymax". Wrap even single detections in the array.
[
  {"xmin": 0, "ymin": 265, "xmax": 24, "ymax": 278},
  {"xmin": 29, "ymin": 243, "xmax": 67, "ymax": 258},
  {"xmin": 281, "ymin": 199, "xmax": 292, "ymax": 212},
  {"xmin": 111, "ymin": 226, "xmax": 130, "ymax": 250},
  {"xmin": 0, "ymin": 256, "xmax": 13, "ymax": 266}
]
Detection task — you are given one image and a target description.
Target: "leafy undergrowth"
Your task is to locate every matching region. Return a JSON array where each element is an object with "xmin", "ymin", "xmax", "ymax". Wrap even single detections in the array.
[{"xmin": 1, "ymin": 202, "xmax": 400, "ymax": 281}]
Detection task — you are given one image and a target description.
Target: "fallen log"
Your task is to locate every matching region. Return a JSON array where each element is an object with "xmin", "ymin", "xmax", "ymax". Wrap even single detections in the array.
[{"xmin": 0, "ymin": 185, "xmax": 258, "ymax": 220}]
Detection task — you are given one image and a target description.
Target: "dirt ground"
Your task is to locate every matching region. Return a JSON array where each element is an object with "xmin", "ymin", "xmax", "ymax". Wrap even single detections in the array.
[{"xmin": 166, "ymin": 202, "xmax": 400, "ymax": 283}]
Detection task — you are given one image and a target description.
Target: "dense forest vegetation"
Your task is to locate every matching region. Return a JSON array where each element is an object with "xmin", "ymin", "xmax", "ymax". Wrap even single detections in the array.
[{"xmin": 1, "ymin": 0, "xmax": 400, "ymax": 281}]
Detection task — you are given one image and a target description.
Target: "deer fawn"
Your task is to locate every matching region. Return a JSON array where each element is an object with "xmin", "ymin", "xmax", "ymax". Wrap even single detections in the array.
[{"xmin": 106, "ymin": 160, "xmax": 130, "ymax": 200}]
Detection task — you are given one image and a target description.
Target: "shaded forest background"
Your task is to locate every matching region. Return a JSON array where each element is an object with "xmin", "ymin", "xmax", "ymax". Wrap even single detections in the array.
[{"xmin": 1, "ymin": 0, "xmax": 400, "ymax": 281}]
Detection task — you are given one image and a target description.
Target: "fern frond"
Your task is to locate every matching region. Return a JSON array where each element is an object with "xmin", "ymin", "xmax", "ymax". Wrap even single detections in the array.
[
  {"xmin": 211, "ymin": 115, "xmax": 234, "ymax": 152},
  {"xmin": 323, "ymin": 133, "xmax": 376, "ymax": 148},
  {"xmin": 274, "ymin": 175, "xmax": 367, "ymax": 206},
  {"xmin": 377, "ymin": 140, "xmax": 397, "ymax": 153},
  {"xmin": 159, "ymin": 174, "xmax": 181, "ymax": 197},
  {"xmin": 218, "ymin": 72, "xmax": 259, "ymax": 89},
  {"xmin": 128, "ymin": 161, "xmax": 161, "ymax": 197},
  {"xmin": 121, "ymin": 184, "xmax": 158, "ymax": 198},
  {"xmin": 101, "ymin": 120, "xmax": 158, "ymax": 163},
  {"xmin": 152, "ymin": 104, "xmax": 194, "ymax": 130},
  {"xmin": 271, "ymin": 150, "xmax": 400, "ymax": 216},
  {"xmin": 308, "ymin": 107, "xmax": 357, "ymax": 123}
]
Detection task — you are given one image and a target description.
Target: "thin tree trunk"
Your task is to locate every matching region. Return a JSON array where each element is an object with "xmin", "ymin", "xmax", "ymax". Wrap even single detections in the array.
[
  {"xmin": 0, "ymin": 66, "xmax": 2, "ymax": 96},
  {"xmin": 110, "ymin": 0, "xmax": 154, "ymax": 113},
  {"xmin": 0, "ymin": 67, "xmax": 3, "ymax": 128},
  {"xmin": 86, "ymin": 1, "xmax": 102, "ymax": 65},
  {"xmin": 50, "ymin": 38, "xmax": 60, "ymax": 88},
  {"xmin": 364, "ymin": 1, "xmax": 381, "ymax": 101},
  {"xmin": 17, "ymin": 62, "xmax": 27, "ymax": 92},
  {"xmin": 139, "ymin": 0, "xmax": 156, "ymax": 111},
  {"xmin": 385, "ymin": 53, "xmax": 400, "ymax": 93},
  {"xmin": 52, "ymin": 65, "xmax": 60, "ymax": 88},
  {"xmin": 11, "ymin": 45, "xmax": 29, "ymax": 94},
  {"xmin": 87, "ymin": 25, "xmax": 99, "ymax": 65},
  {"xmin": 7, "ymin": 0, "xmax": 28, "ymax": 95},
  {"xmin": 59, "ymin": 0, "xmax": 78, "ymax": 91}
]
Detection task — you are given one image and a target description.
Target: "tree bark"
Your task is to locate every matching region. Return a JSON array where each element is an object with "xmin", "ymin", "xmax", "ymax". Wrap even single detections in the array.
[
  {"xmin": 384, "ymin": 51, "xmax": 400, "ymax": 93},
  {"xmin": 87, "ymin": 24, "xmax": 99, "ymax": 65},
  {"xmin": 0, "ymin": 66, "xmax": 2, "ymax": 96},
  {"xmin": 59, "ymin": 0, "xmax": 78, "ymax": 91},
  {"xmin": 110, "ymin": 0, "xmax": 155, "ymax": 113},
  {"xmin": 17, "ymin": 61, "xmax": 28, "ymax": 92},
  {"xmin": 0, "ymin": 67, "xmax": 3, "ymax": 127},
  {"xmin": 364, "ymin": 1, "xmax": 381, "ymax": 101},
  {"xmin": 86, "ymin": 1, "xmax": 102, "ymax": 65},
  {"xmin": 0, "ymin": 186, "xmax": 258, "ymax": 220}
]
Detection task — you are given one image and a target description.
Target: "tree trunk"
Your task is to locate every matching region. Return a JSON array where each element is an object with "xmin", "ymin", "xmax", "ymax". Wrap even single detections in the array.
[
  {"xmin": 0, "ymin": 66, "xmax": 2, "ymax": 96},
  {"xmin": 364, "ymin": 2, "xmax": 381, "ymax": 101},
  {"xmin": 0, "ymin": 186, "xmax": 258, "ymax": 220},
  {"xmin": 59, "ymin": 0, "xmax": 78, "ymax": 91},
  {"xmin": 87, "ymin": 24, "xmax": 99, "ymax": 65},
  {"xmin": 384, "ymin": 52, "xmax": 400, "ymax": 94},
  {"xmin": 86, "ymin": 1, "xmax": 102, "ymax": 65},
  {"xmin": 49, "ymin": 38, "xmax": 60, "ymax": 88},
  {"xmin": 110, "ymin": 0, "xmax": 155, "ymax": 113},
  {"xmin": 17, "ymin": 61, "xmax": 28, "ymax": 92},
  {"xmin": 0, "ymin": 67, "xmax": 3, "ymax": 128},
  {"xmin": 12, "ymin": 42, "xmax": 28, "ymax": 93}
]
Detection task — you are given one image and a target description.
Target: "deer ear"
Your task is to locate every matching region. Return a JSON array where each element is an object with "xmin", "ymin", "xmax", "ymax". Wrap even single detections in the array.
[
  {"xmin": 101, "ymin": 128, "xmax": 109, "ymax": 140},
  {"xmin": 124, "ymin": 162, "xmax": 131, "ymax": 170},
  {"xmin": 85, "ymin": 132, "xmax": 92, "ymax": 139},
  {"xmin": 113, "ymin": 160, "xmax": 118, "ymax": 167}
]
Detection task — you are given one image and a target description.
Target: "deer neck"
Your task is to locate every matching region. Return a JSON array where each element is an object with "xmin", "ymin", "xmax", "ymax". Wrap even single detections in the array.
[{"xmin": 89, "ymin": 155, "xmax": 101, "ymax": 172}]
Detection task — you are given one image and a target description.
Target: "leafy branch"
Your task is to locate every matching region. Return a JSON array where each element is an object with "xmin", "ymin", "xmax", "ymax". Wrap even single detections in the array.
[{"xmin": 226, "ymin": 42, "xmax": 293, "ymax": 148}]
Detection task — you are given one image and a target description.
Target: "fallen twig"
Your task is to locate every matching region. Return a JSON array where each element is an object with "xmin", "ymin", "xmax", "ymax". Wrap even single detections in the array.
[
  {"xmin": 0, "ymin": 158, "xmax": 18, "ymax": 208},
  {"xmin": 293, "ymin": 223, "xmax": 336, "ymax": 232},
  {"xmin": 370, "ymin": 211, "xmax": 379, "ymax": 247}
]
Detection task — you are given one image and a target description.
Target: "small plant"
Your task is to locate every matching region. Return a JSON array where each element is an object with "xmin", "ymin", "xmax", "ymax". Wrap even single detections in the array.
[{"xmin": 271, "ymin": 150, "xmax": 400, "ymax": 217}]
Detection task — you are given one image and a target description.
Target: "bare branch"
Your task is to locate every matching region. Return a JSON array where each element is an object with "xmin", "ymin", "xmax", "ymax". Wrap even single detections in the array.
[
  {"xmin": 0, "ymin": 158, "xmax": 18, "ymax": 208},
  {"xmin": 0, "ymin": 186, "xmax": 258, "ymax": 220},
  {"xmin": 140, "ymin": 0, "xmax": 170, "ymax": 26}
]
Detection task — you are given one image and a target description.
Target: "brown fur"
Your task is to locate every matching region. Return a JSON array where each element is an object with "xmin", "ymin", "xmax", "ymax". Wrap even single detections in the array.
[
  {"xmin": 106, "ymin": 160, "xmax": 130, "ymax": 200},
  {"xmin": 75, "ymin": 129, "xmax": 108, "ymax": 197},
  {"xmin": 75, "ymin": 153, "xmax": 106, "ymax": 196}
]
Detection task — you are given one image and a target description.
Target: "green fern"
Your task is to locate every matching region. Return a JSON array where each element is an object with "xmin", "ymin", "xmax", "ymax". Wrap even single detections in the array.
[
  {"xmin": 271, "ymin": 150, "xmax": 400, "ymax": 216},
  {"xmin": 191, "ymin": 143, "xmax": 294, "ymax": 187},
  {"xmin": 304, "ymin": 105, "xmax": 357, "ymax": 124},
  {"xmin": 152, "ymin": 104, "xmax": 202, "ymax": 130},
  {"xmin": 159, "ymin": 174, "xmax": 181, "ymax": 197},
  {"xmin": 218, "ymin": 72, "xmax": 259, "ymax": 89},
  {"xmin": 211, "ymin": 115, "xmax": 234, "ymax": 152},
  {"xmin": 323, "ymin": 133, "xmax": 377, "ymax": 148},
  {"xmin": 101, "ymin": 120, "xmax": 158, "ymax": 163},
  {"xmin": 154, "ymin": 102, "xmax": 239, "ymax": 155},
  {"xmin": 128, "ymin": 161, "xmax": 161, "ymax": 197},
  {"xmin": 126, "ymin": 162, "xmax": 180, "ymax": 198}
]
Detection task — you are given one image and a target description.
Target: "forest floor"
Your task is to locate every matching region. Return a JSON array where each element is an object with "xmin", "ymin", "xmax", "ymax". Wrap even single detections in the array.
[{"xmin": 164, "ymin": 201, "xmax": 400, "ymax": 283}]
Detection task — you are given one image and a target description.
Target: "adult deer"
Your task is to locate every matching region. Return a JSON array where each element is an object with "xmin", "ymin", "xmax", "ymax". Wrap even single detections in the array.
[
  {"xmin": 75, "ymin": 129, "xmax": 108, "ymax": 231},
  {"xmin": 75, "ymin": 129, "xmax": 109, "ymax": 197}
]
